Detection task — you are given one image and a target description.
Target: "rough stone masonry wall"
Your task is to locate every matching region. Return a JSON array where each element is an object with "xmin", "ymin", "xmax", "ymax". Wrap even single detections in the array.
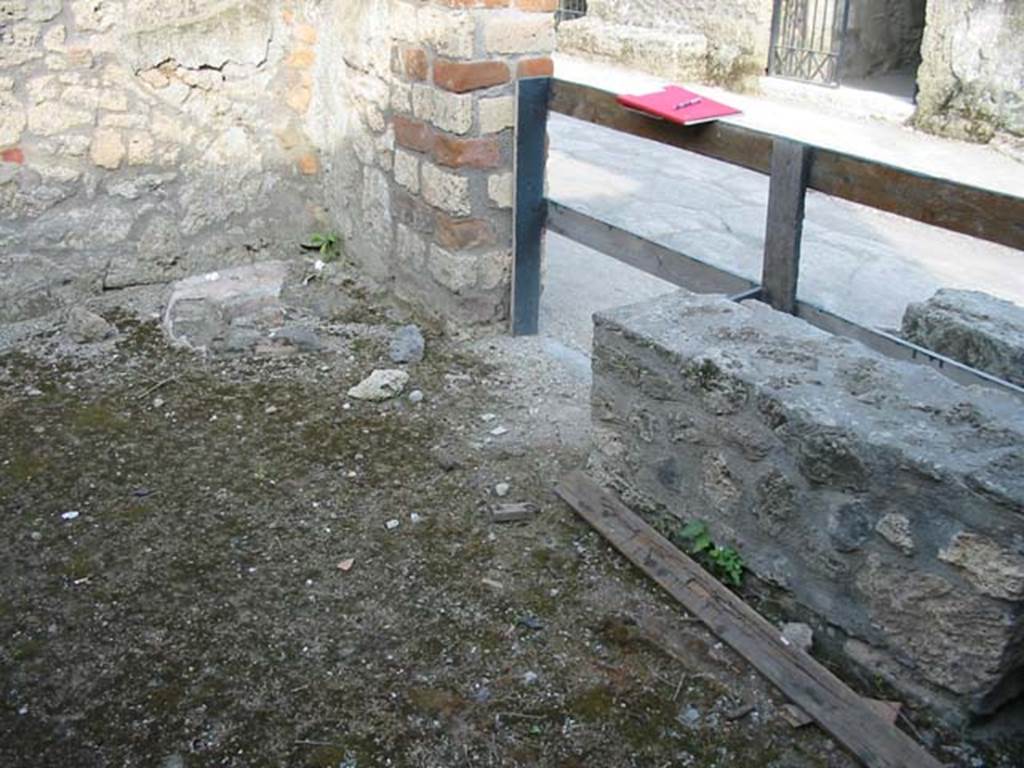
[
  {"xmin": 591, "ymin": 292, "xmax": 1024, "ymax": 723},
  {"xmin": 0, "ymin": 0, "xmax": 334, "ymax": 322},
  {"xmin": 0, "ymin": 0, "xmax": 557, "ymax": 328},
  {"xmin": 914, "ymin": 0, "xmax": 1024, "ymax": 141},
  {"xmin": 557, "ymin": 0, "xmax": 773, "ymax": 91}
]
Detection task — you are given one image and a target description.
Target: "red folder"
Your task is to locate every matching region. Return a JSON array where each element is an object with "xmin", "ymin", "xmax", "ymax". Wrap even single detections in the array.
[{"xmin": 617, "ymin": 86, "xmax": 741, "ymax": 126}]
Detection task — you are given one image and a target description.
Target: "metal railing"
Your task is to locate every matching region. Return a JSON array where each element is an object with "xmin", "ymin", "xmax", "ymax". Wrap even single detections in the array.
[
  {"xmin": 511, "ymin": 77, "xmax": 1024, "ymax": 399},
  {"xmin": 556, "ymin": 0, "xmax": 587, "ymax": 25}
]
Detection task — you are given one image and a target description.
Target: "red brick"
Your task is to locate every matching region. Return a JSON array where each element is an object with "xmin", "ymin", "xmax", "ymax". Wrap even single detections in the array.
[
  {"xmin": 517, "ymin": 57, "xmax": 554, "ymax": 78},
  {"xmin": 433, "ymin": 59, "xmax": 510, "ymax": 94},
  {"xmin": 2, "ymin": 148, "xmax": 24, "ymax": 165},
  {"xmin": 393, "ymin": 115, "xmax": 435, "ymax": 153},
  {"xmin": 432, "ymin": 134, "xmax": 501, "ymax": 169},
  {"xmin": 516, "ymin": 0, "xmax": 557, "ymax": 10}
]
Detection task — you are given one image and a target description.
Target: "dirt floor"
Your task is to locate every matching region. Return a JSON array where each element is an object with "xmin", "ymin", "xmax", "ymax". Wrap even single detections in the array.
[{"xmin": 0, "ymin": 273, "xmax": 1020, "ymax": 767}]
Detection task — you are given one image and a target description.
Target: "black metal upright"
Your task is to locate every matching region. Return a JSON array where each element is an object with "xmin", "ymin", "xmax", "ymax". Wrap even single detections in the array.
[{"xmin": 511, "ymin": 77, "xmax": 551, "ymax": 337}]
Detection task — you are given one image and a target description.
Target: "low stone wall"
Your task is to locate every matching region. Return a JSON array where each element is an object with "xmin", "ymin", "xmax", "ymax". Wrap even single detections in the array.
[
  {"xmin": 903, "ymin": 289, "xmax": 1024, "ymax": 387},
  {"xmin": 591, "ymin": 291, "xmax": 1024, "ymax": 722}
]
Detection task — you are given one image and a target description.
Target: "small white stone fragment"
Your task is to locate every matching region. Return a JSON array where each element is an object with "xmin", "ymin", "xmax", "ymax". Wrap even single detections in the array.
[
  {"xmin": 495, "ymin": 483, "xmax": 511, "ymax": 498},
  {"xmin": 408, "ymin": 390, "xmax": 424, "ymax": 404},
  {"xmin": 385, "ymin": 519, "xmax": 400, "ymax": 531},
  {"xmin": 490, "ymin": 426, "xmax": 509, "ymax": 437},
  {"xmin": 61, "ymin": 511, "xmax": 80, "ymax": 521},
  {"xmin": 264, "ymin": 405, "xmax": 278, "ymax": 415},
  {"xmin": 480, "ymin": 413, "xmax": 497, "ymax": 422},
  {"xmin": 410, "ymin": 513, "xmax": 424, "ymax": 524},
  {"xmin": 348, "ymin": 369, "xmax": 410, "ymax": 401}
]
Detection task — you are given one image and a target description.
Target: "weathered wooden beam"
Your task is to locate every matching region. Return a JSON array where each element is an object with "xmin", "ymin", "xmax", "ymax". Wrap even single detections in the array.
[
  {"xmin": 549, "ymin": 79, "xmax": 1024, "ymax": 252},
  {"xmin": 762, "ymin": 138, "xmax": 812, "ymax": 314},
  {"xmin": 546, "ymin": 200, "xmax": 756, "ymax": 295},
  {"xmin": 555, "ymin": 472, "xmax": 945, "ymax": 768},
  {"xmin": 512, "ymin": 77, "xmax": 551, "ymax": 337}
]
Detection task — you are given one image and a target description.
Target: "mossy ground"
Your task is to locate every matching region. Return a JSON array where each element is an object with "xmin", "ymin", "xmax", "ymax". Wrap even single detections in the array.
[{"xmin": 0, "ymin": 301, "xmax": 1015, "ymax": 767}]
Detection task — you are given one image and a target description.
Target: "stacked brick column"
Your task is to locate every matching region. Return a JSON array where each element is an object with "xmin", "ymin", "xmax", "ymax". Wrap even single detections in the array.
[{"xmin": 388, "ymin": 0, "xmax": 556, "ymax": 324}]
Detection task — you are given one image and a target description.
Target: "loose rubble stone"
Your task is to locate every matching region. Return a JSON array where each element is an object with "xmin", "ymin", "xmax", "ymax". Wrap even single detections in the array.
[
  {"xmin": 389, "ymin": 324, "xmax": 425, "ymax": 364},
  {"xmin": 781, "ymin": 623, "xmax": 814, "ymax": 654},
  {"xmin": 348, "ymin": 370, "xmax": 410, "ymax": 402},
  {"xmin": 163, "ymin": 262, "xmax": 288, "ymax": 353},
  {"xmin": 902, "ymin": 289, "xmax": 1024, "ymax": 386},
  {"xmin": 65, "ymin": 306, "xmax": 115, "ymax": 344}
]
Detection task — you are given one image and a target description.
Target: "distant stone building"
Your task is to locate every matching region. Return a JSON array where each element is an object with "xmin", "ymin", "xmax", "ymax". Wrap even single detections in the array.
[{"xmin": 558, "ymin": 0, "xmax": 1023, "ymax": 143}]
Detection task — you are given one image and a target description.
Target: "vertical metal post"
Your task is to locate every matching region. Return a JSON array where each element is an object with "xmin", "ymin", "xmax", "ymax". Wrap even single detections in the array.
[
  {"xmin": 761, "ymin": 137, "xmax": 811, "ymax": 315},
  {"xmin": 512, "ymin": 77, "xmax": 551, "ymax": 337}
]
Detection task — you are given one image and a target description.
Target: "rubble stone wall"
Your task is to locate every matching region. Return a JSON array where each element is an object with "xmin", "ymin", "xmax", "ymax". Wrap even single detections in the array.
[
  {"xmin": 591, "ymin": 291, "xmax": 1024, "ymax": 723},
  {"xmin": 0, "ymin": 0, "xmax": 556, "ymax": 327},
  {"xmin": 0, "ymin": 0, "xmax": 331, "ymax": 322},
  {"xmin": 557, "ymin": 0, "xmax": 773, "ymax": 90},
  {"xmin": 914, "ymin": 0, "xmax": 1024, "ymax": 141}
]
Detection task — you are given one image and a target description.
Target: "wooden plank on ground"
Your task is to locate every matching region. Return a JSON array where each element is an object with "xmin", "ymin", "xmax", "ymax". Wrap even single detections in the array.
[
  {"xmin": 554, "ymin": 472, "xmax": 944, "ymax": 768},
  {"xmin": 549, "ymin": 79, "xmax": 1024, "ymax": 252}
]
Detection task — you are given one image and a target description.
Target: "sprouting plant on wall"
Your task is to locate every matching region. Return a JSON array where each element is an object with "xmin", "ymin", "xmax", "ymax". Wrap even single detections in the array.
[
  {"xmin": 308, "ymin": 231, "xmax": 342, "ymax": 262},
  {"xmin": 676, "ymin": 520, "xmax": 746, "ymax": 587}
]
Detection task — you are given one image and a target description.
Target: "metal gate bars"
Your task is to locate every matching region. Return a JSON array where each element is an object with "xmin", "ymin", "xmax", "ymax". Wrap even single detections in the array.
[{"xmin": 769, "ymin": 0, "xmax": 851, "ymax": 86}]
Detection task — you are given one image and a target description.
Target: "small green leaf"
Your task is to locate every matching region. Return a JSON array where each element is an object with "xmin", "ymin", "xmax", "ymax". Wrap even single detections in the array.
[{"xmin": 679, "ymin": 520, "xmax": 707, "ymax": 540}]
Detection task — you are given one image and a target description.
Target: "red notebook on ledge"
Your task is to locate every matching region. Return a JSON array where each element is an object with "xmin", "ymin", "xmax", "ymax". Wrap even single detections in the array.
[{"xmin": 617, "ymin": 86, "xmax": 741, "ymax": 126}]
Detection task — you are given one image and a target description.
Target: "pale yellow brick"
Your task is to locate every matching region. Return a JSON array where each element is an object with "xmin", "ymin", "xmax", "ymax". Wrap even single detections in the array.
[
  {"xmin": 422, "ymin": 163, "xmax": 471, "ymax": 217},
  {"xmin": 479, "ymin": 96, "xmax": 515, "ymax": 134},
  {"xmin": 488, "ymin": 171, "xmax": 513, "ymax": 209}
]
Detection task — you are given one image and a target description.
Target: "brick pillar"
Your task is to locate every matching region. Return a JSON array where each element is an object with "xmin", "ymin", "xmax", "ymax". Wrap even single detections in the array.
[{"xmin": 388, "ymin": 0, "xmax": 556, "ymax": 325}]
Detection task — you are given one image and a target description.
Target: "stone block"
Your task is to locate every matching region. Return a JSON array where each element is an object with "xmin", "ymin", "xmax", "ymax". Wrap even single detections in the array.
[
  {"xmin": 902, "ymin": 289, "xmax": 1024, "ymax": 387},
  {"xmin": 592, "ymin": 291, "xmax": 1024, "ymax": 721},
  {"xmin": 479, "ymin": 95, "xmax": 514, "ymax": 133},
  {"xmin": 421, "ymin": 162, "xmax": 471, "ymax": 217}
]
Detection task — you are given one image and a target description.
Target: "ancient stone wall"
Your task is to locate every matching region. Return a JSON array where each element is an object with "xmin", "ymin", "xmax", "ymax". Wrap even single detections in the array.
[
  {"xmin": 591, "ymin": 291, "xmax": 1024, "ymax": 723},
  {"xmin": 558, "ymin": 0, "xmax": 773, "ymax": 90},
  {"xmin": 914, "ymin": 0, "xmax": 1024, "ymax": 141},
  {"xmin": 0, "ymin": 0, "xmax": 331, "ymax": 322},
  {"xmin": 1, "ymin": 0, "xmax": 556, "ymax": 327}
]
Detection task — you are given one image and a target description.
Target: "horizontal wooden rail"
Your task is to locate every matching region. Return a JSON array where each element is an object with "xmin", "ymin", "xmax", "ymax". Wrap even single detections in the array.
[
  {"xmin": 512, "ymin": 76, "xmax": 1024, "ymax": 399},
  {"xmin": 547, "ymin": 200, "xmax": 1024, "ymax": 399},
  {"xmin": 549, "ymin": 79, "xmax": 1024, "ymax": 252},
  {"xmin": 547, "ymin": 201, "xmax": 756, "ymax": 295}
]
